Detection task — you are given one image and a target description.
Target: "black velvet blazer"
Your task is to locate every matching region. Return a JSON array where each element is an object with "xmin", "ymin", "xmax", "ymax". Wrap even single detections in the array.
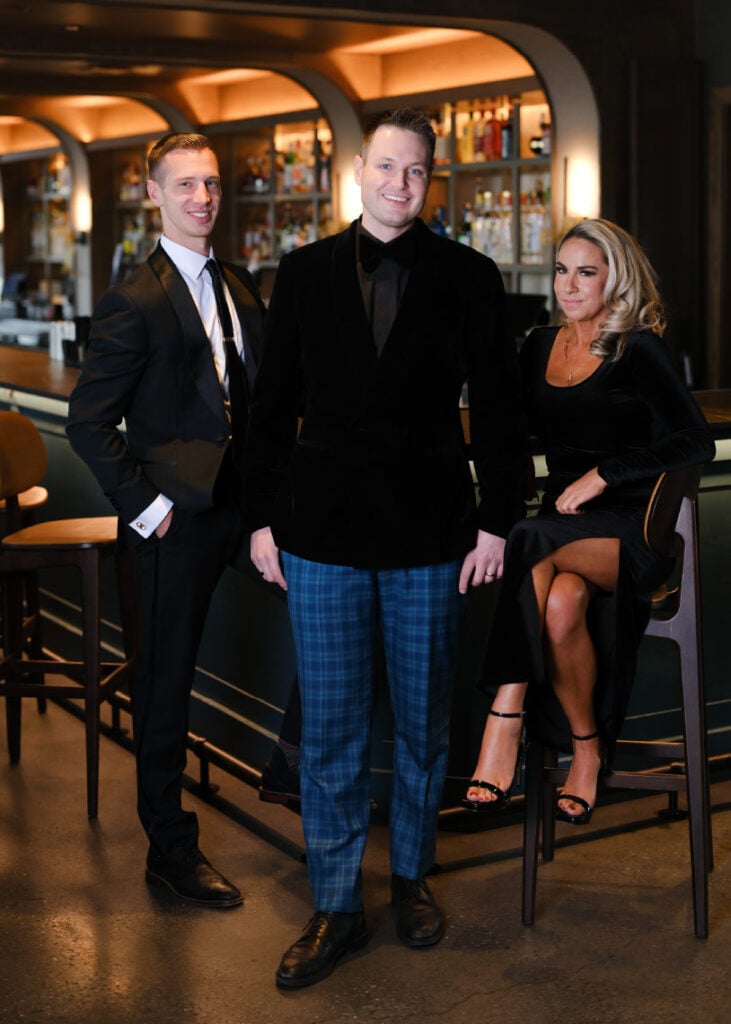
[
  {"xmin": 245, "ymin": 219, "xmax": 527, "ymax": 569},
  {"xmin": 67, "ymin": 244, "xmax": 265, "ymax": 529}
]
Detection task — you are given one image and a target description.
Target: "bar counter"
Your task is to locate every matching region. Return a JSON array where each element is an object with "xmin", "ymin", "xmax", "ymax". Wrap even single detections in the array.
[
  {"xmin": 0, "ymin": 345, "xmax": 79, "ymax": 404},
  {"xmin": 4, "ymin": 344, "xmax": 731, "ymax": 437}
]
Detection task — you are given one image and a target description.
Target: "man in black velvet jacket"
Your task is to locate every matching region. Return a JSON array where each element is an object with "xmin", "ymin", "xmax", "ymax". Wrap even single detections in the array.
[{"xmin": 246, "ymin": 108, "xmax": 526, "ymax": 988}]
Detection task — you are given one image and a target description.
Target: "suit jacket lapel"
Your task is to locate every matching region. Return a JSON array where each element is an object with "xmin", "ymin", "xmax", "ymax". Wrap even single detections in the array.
[{"xmin": 149, "ymin": 245, "xmax": 225, "ymax": 424}]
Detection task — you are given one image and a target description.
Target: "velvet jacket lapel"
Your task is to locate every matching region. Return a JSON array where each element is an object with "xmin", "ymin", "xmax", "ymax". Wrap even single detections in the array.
[
  {"xmin": 332, "ymin": 220, "xmax": 436, "ymax": 358},
  {"xmin": 148, "ymin": 245, "xmax": 226, "ymax": 425},
  {"xmin": 329, "ymin": 220, "xmax": 438, "ymax": 418},
  {"xmin": 332, "ymin": 223, "xmax": 379, "ymax": 364}
]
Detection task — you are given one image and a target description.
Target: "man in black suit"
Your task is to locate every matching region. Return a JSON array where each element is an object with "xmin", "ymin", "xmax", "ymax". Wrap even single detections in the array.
[
  {"xmin": 246, "ymin": 108, "xmax": 526, "ymax": 987},
  {"xmin": 67, "ymin": 132, "xmax": 265, "ymax": 908}
]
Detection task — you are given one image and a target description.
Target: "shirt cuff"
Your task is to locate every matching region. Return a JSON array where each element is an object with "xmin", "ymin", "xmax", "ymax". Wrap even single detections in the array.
[{"xmin": 130, "ymin": 494, "xmax": 173, "ymax": 538}]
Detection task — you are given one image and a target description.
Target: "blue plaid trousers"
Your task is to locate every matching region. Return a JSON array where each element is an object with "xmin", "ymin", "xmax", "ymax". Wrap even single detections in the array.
[{"xmin": 281, "ymin": 552, "xmax": 465, "ymax": 912}]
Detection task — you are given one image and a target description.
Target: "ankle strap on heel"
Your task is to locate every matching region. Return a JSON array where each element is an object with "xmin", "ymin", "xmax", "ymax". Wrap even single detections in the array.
[
  {"xmin": 571, "ymin": 731, "xmax": 599, "ymax": 741},
  {"xmin": 489, "ymin": 709, "xmax": 526, "ymax": 720}
]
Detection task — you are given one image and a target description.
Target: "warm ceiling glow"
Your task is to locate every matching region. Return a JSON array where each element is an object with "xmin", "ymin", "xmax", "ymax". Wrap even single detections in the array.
[
  {"xmin": 184, "ymin": 68, "xmax": 273, "ymax": 86},
  {"xmin": 337, "ymin": 28, "xmax": 482, "ymax": 55},
  {"xmin": 59, "ymin": 95, "xmax": 128, "ymax": 109}
]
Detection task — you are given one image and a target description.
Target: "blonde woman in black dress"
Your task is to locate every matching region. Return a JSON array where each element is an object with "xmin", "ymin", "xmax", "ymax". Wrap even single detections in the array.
[{"xmin": 462, "ymin": 219, "xmax": 715, "ymax": 824}]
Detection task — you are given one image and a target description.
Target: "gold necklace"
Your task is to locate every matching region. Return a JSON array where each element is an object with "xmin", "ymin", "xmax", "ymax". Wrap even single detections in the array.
[{"xmin": 563, "ymin": 327, "xmax": 576, "ymax": 385}]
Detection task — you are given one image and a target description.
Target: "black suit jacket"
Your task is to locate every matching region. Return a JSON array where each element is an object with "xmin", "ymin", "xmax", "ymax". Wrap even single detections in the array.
[
  {"xmin": 245, "ymin": 219, "xmax": 526, "ymax": 569},
  {"xmin": 67, "ymin": 244, "xmax": 265, "ymax": 535}
]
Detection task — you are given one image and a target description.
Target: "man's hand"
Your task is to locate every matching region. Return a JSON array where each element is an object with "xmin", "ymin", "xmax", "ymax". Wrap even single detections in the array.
[
  {"xmin": 250, "ymin": 526, "xmax": 287, "ymax": 590},
  {"xmin": 458, "ymin": 530, "xmax": 506, "ymax": 594},
  {"xmin": 155, "ymin": 509, "xmax": 173, "ymax": 538}
]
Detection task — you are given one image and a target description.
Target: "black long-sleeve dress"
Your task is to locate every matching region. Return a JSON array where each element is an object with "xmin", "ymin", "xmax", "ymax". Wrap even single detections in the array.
[{"xmin": 481, "ymin": 326, "xmax": 716, "ymax": 753}]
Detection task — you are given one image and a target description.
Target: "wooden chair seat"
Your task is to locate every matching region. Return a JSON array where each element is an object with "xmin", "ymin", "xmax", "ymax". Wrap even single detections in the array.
[
  {"xmin": 3, "ymin": 516, "xmax": 119, "ymax": 550},
  {"xmin": 0, "ymin": 486, "xmax": 49, "ymax": 512}
]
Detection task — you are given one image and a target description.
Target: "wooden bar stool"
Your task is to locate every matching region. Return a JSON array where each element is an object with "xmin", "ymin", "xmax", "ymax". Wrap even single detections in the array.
[
  {"xmin": 0, "ymin": 410, "xmax": 139, "ymax": 818},
  {"xmin": 1, "ymin": 483, "xmax": 50, "ymax": 704},
  {"xmin": 522, "ymin": 465, "xmax": 711, "ymax": 938}
]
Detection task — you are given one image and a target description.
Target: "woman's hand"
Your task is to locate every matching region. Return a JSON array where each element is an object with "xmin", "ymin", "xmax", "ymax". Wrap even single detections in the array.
[
  {"xmin": 250, "ymin": 526, "xmax": 287, "ymax": 590},
  {"xmin": 554, "ymin": 467, "xmax": 607, "ymax": 514},
  {"xmin": 459, "ymin": 530, "xmax": 506, "ymax": 594}
]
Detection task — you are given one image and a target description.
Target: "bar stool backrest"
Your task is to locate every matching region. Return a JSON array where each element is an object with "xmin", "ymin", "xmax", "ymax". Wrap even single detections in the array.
[
  {"xmin": 643, "ymin": 464, "xmax": 703, "ymax": 559},
  {"xmin": 0, "ymin": 413, "xmax": 49, "ymax": 524}
]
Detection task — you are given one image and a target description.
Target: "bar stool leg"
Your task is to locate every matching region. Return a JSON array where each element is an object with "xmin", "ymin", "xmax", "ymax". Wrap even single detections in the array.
[
  {"xmin": 3, "ymin": 570, "xmax": 25, "ymax": 763},
  {"xmin": 681, "ymin": 646, "xmax": 710, "ymax": 938},
  {"xmin": 79, "ymin": 549, "xmax": 103, "ymax": 819},
  {"xmin": 522, "ymin": 739, "xmax": 543, "ymax": 926}
]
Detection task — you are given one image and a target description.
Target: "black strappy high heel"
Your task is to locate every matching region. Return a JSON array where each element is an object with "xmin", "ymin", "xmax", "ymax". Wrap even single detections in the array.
[
  {"xmin": 461, "ymin": 709, "xmax": 526, "ymax": 814},
  {"xmin": 554, "ymin": 730, "xmax": 605, "ymax": 826}
]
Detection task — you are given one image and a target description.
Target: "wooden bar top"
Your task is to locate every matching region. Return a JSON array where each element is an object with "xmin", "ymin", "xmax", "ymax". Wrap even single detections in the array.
[
  {"xmin": 0, "ymin": 345, "xmax": 80, "ymax": 401},
  {"xmin": 2, "ymin": 343, "xmax": 731, "ymax": 438}
]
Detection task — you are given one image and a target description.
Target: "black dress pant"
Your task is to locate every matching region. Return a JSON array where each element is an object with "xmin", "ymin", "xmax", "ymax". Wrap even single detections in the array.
[{"xmin": 131, "ymin": 496, "xmax": 243, "ymax": 857}]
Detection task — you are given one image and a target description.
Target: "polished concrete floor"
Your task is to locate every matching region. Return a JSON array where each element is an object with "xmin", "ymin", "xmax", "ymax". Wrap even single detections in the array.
[{"xmin": 2, "ymin": 700, "xmax": 731, "ymax": 1024}]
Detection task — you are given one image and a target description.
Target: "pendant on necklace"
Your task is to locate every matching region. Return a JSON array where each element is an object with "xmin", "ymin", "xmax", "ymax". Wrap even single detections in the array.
[{"xmin": 567, "ymin": 369, "xmax": 574, "ymax": 385}]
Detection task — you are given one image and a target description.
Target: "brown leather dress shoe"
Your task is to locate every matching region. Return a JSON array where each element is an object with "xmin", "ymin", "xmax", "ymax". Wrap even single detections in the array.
[
  {"xmin": 275, "ymin": 910, "xmax": 368, "ymax": 989},
  {"xmin": 391, "ymin": 874, "xmax": 444, "ymax": 947},
  {"xmin": 145, "ymin": 847, "xmax": 243, "ymax": 908}
]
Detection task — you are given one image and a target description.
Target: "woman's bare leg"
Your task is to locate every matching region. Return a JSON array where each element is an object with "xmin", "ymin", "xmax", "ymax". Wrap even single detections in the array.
[
  {"xmin": 466, "ymin": 537, "xmax": 619, "ymax": 809},
  {"xmin": 465, "ymin": 682, "xmax": 528, "ymax": 803},
  {"xmin": 544, "ymin": 538, "xmax": 620, "ymax": 816}
]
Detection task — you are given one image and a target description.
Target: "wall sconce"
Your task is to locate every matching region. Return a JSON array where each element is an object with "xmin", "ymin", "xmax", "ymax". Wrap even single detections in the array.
[
  {"xmin": 564, "ymin": 155, "xmax": 600, "ymax": 222},
  {"xmin": 341, "ymin": 176, "xmax": 362, "ymax": 226},
  {"xmin": 71, "ymin": 189, "xmax": 92, "ymax": 237}
]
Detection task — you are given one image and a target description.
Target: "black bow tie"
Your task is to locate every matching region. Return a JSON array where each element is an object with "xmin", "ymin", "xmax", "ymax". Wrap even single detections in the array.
[{"xmin": 358, "ymin": 229, "xmax": 416, "ymax": 274}]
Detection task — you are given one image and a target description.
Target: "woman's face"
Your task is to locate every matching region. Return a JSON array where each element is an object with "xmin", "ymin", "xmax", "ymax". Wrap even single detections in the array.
[{"xmin": 554, "ymin": 236, "xmax": 609, "ymax": 326}]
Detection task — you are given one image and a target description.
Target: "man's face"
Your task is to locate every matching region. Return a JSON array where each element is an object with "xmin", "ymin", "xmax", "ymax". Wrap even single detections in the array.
[
  {"xmin": 354, "ymin": 125, "xmax": 431, "ymax": 242},
  {"xmin": 146, "ymin": 146, "xmax": 221, "ymax": 254}
]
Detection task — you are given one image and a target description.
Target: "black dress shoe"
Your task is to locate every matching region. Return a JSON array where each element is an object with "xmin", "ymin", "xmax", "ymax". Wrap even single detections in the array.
[
  {"xmin": 391, "ymin": 874, "xmax": 444, "ymax": 948},
  {"xmin": 259, "ymin": 745, "xmax": 301, "ymax": 810},
  {"xmin": 145, "ymin": 847, "xmax": 243, "ymax": 908},
  {"xmin": 275, "ymin": 910, "xmax": 368, "ymax": 989}
]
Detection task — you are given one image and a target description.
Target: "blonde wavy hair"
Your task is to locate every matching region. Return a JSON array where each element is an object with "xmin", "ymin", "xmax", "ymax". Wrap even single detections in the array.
[{"xmin": 557, "ymin": 218, "xmax": 666, "ymax": 360}]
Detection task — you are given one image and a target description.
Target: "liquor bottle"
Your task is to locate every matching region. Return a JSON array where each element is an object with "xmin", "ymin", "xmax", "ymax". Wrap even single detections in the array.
[
  {"xmin": 433, "ymin": 105, "xmax": 451, "ymax": 165},
  {"xmin": 318, "ymin": 141, "xmax": 331, "ymax": 193},
  {"xmin": 501, "ymin": 104, "xmax": 514, "ymax": 160},
  {"xmin": 457, "ymin": 203, "xmax": 473, "ymax": 245},
  {"xmin": 473, "ymin": 110, "xmax": 485, "ymax": 162},
  {"xmin": 429, "ymin": 205, "xmax": 450, "ymax": 237},
  {"xmin": 495, "ymin": 189, "xmax": 514, "ymax": 263},
  {"xmin": 457, "ymin": 110, "xmax": 474, "ymax": 164},
  {"xmin": 540, "ymin": 114, "xmax": 552, "ymax": 156},
  {"xmin": 520, "ymin": 190, "xmax": 544, "ymax": 265},
  {"xmin": 283, "ymin": 139, "xmax": 297, "ymax": 193}
]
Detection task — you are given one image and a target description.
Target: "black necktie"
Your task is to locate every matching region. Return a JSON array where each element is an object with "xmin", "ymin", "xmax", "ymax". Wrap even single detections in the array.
[{"xmin": 206, "ymin": 259, "xmax": 248, "ymax": 445}]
